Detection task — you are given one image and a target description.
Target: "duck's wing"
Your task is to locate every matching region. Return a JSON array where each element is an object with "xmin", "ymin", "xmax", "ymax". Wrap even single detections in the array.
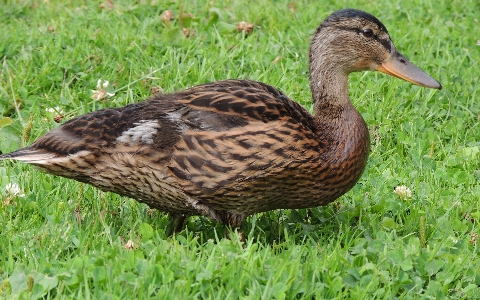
[
  {"xmin": 0, "ymin": 98, "xmax": 179, "ymax": 163},
  {"xmin": 164, "ymin": 80, "xmax": 324, "ymax": 195}
]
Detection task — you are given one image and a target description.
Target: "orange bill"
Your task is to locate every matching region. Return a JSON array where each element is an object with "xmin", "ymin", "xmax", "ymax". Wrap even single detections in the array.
[{"xmin": 376, "ymin": 49, "xmax": 442, "ymax": 90}]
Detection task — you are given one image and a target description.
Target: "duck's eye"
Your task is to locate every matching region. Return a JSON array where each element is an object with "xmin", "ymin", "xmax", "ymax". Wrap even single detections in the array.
[{"xmin": 362, "ymin": 28, "xmax": 373, "ymax": 37}]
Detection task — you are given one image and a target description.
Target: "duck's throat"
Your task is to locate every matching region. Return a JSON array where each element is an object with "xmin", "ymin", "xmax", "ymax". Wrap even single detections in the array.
[
  {"xmin": 309, "ymin": 66, "xmax": 350, "ymax": 107},
  {"xmin": 309, "ymin": 67, "xmax": 353, "ymax": 131}
]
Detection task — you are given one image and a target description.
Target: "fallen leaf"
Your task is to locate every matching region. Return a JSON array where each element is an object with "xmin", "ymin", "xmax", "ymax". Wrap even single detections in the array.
[
  {"xmin": 99, "ymin": 0, "xmax": 114, "ymax": 10},
  {"xmin": 272, "ymin": 56, "xmax": 283, "ymax": 64},
  {"xmin": 182, "ymin": 27, "xmax": 196, "ymax": 38},
  {"xmin": 160, "ymin": 10, "xmax": 174, "ymax": 23},
  {"xmin": 288, "ymin": 1, "xmax": 297, "ymax": 12},
  {"xmin": 236, "ymin": 21, "xmax": 255, "ymax": 34}
]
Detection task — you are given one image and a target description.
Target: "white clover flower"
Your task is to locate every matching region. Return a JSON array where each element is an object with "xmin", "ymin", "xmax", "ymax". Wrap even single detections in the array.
[
  {"xmin": 92, "ymin": 79, "xmax": 115, "ymax": 100},
  {"xmin": 124, "ymin": 239, "xmax": 136, "ymax": 250},
  {"xmin": 448, "ymin": 236, "xmax": 458, "ymax": 244},
  {"xmin": 45, "ymin": 106, "xmax": 65, "ymax": 114},
  {"xmin": 394, "ymin": 185, "xmax": 412, "ymax": 199},
  {"xmin": 5, "ymin": 183, "xmax": 25, "ymax": 197}
]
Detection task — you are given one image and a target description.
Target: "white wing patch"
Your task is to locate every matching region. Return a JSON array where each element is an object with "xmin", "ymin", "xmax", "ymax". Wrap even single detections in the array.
[
  {"xmin": 116, "ymin": 120, "xmax": 160, "ymax": 145},
  {"xmin": 166, "ymin": 108, "xmax": 189, "ymax": 132}
]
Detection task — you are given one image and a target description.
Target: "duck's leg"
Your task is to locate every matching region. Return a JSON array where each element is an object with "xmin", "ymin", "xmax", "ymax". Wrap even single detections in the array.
[
  {"xmin": 223, "ymin": 212, "xmax": 246, "ymax": 244},
  {"xmin": 167, "ymin": 214, "xmax": 186, "ymax": 236},
  {"xmin": 226, "ymin": 228, "xmax": 246, "ymax": 244}
]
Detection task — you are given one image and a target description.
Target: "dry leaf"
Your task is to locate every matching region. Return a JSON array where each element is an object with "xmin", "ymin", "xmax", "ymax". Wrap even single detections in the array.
[
  {"xmin": 236, "ymin": 21, "xmax": 255, "ymax": 34},
  {"xmin": 99, "ymin": 0, "xmax": 114, "ymax": 10},
  {"xmin": 272, "ymin": 56, "xmax": 283, "ymax": 64},
  {"xmin": 150, "ymin": 86, "xmax": 164, "ymax": 95},
  {"xmin": 288, "ymin": 1, "xmax": 297, "ymax": 12},
  {"xmin": 469, "ymin": 232, "xmax": 479, "ymax": 244},
  {"xmin": 182, "ymin": 27, "xmax": 196, "ymax": 38},
  {"xmin": 160, "ymin": 10, "xmax": 174, "ymax": 23},
  {"xmin": 54, "ymin": 114, "xmax": 64, "ymax": 123}
]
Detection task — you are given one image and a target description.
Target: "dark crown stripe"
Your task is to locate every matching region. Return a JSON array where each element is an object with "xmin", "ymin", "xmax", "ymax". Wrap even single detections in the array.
[{"xmin": 330, "ymin": 25, "xmax": 392, "ymax": 52}]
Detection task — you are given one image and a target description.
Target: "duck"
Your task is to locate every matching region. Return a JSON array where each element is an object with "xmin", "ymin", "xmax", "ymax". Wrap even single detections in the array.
[{"xmin": 0, "ymin": 9, "xmax": 441, "ymax": 239}]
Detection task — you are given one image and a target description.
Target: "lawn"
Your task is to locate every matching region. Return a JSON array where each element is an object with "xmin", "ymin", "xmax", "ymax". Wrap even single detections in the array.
[{"xmin": 0, "ymin": 0, "xmax": 479, "ymax": 298}]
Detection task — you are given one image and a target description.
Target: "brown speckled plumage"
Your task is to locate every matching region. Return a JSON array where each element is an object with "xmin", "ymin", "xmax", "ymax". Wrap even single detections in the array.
[{"xmin": 0, "ymin": 9, "xmax": 441, "ymax": 234}]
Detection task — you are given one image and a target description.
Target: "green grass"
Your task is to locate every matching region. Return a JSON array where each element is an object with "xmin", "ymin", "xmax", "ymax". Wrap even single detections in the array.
[{"xmin": 1, "ymin": 0, "xmax": 479, "ymax": 298}]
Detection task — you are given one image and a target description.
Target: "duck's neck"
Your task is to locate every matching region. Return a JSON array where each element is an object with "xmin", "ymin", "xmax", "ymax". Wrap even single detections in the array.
[
  {"xmin": 308, "ymin": 27, "xmax": 355, "ymax": 116},
  {"xmin": 309, "ymin": 60, "xmax": 355, "ymax": 132},
  {"xmin": 309, "ymin": 58, "xmax": 370, "ymax": 185},
  {"xmin": 309, "ymin": 67, "xmax": 351, "ymax": 115},
  {"xmin": 308, "ymin": 49, "xmax": 369, "ymax": 154}
]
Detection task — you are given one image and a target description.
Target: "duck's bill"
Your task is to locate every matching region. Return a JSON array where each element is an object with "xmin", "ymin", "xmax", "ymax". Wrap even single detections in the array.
[{"xmin": 376, "ymin": 50, "xmax": 442, "ymax": 90}]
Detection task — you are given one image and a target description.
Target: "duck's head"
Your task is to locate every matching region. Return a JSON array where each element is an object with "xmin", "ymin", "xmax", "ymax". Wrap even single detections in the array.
[{"xmin": 310, "ymin": 9, "xmax": 441, "ymax": 91}]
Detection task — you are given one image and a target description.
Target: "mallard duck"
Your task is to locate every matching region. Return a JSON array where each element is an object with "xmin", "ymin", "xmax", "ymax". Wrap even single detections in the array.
[{"xmin": 0, "ymin": 9, "xmax": 441, "ymax": 237}]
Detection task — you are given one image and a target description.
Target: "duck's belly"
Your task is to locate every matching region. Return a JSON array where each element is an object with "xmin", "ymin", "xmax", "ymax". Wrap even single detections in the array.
[
  {"xmin": 83, "ymin": 160, "xmax": 365, "ymax": 216},
  {"xmin": 185, "ymin": 157, "xmax": 368, "ymax": 215}
]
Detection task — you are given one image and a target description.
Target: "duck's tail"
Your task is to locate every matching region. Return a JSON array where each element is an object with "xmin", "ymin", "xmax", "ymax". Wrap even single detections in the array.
[{"xmin": 0, "ymin": 148, "xmax": 57, "ymax": 164}]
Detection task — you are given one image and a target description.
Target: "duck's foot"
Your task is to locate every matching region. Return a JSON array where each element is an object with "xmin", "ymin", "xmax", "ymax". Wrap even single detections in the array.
[
  {"xmin": 167, "ymin": 214, "xmax": 186, "ymax": 236},
  {"xmin": 226, "ymin": 228, "xmax": 246, "ymax": 245},
  {"xmin": 219, "ymin": 212, "xmax": 246, "ymax": 246}
]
